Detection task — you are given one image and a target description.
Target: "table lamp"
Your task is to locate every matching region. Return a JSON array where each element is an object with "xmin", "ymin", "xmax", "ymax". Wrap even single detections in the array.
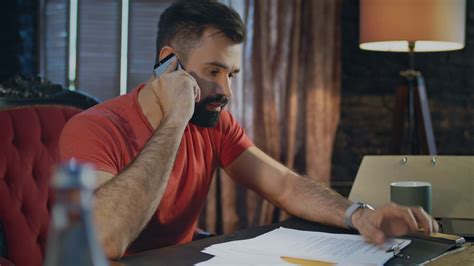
[{"xmin": 359, "ymin": 0, "xmax": 466, "ymax": 155}]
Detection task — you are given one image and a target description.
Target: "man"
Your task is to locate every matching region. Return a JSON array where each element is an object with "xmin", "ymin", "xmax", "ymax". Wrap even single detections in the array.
[{"xmin": 59, "ymin": 0, "xmax": 437, "ymax": 259}]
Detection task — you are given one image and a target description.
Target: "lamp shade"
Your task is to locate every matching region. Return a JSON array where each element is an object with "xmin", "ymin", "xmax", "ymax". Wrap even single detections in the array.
[{"xmin": 360, "ymin": 0, "xmax": 466, "ymax": 52}]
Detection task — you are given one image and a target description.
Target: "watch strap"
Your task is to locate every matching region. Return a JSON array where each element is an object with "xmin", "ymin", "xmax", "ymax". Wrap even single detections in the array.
[{"xmin": 344, "ymin": 202, "xmax": 374, "ymax": 229}]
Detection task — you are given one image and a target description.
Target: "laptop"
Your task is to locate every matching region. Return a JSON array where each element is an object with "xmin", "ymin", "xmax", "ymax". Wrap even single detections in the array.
[{"xmin": 348, "ymin": 156, "xmax": 474, "ymax": 238}]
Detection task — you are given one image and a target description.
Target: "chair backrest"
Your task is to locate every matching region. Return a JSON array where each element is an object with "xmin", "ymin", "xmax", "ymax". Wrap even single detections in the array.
[{"xmin": 0, "ymin": 76, "xmax": 99, "ymax": 266}]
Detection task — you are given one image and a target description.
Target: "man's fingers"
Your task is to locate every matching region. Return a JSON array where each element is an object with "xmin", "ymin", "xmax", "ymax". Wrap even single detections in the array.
[
  {"xmin": 380, "ymin": 205, "xmax": 419, "ymax": 234},
  {"xmin": 177, "ymin": 71, "xmax": 200, "ymax": 102},
  {"xmin": 410, "ymin": 207, "xmax": 435, "ymax": 235},
  {"xmin": 353, "ymin": 210, "xmax": 386, "ymax": 245},
  {"xmin": 433, "ymin": 217, "xmax": 439, "ymax": 232},
  {"xmin": 360, "ymin": 204, "xmax": 439, "ymax": 244},
  {"xmin": 180, "ymin": 70, "xmax": 197, "ymax": 83},
  {"xmin": 395, "ymin": 207, "xmax": 419, "ymax": 232},
  {"xmin": 361, "ymin": 222, "xmax": 386, "ymax": 245}
]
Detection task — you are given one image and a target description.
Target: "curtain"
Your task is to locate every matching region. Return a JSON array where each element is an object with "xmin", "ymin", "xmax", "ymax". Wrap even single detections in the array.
[{"xmin": 200, "ymin": 0, "xmax": 341, "ymax": 233}]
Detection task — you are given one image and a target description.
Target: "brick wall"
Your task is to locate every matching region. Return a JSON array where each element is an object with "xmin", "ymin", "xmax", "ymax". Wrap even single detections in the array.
[{"xmin": 332, "ymin": 0, "xmax": 474, "ymax": 189}]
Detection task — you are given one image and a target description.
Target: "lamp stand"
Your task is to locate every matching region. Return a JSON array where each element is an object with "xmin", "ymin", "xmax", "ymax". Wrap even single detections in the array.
[{"xmin": 390, "ymin": 42, "xmax": 437, "ymax": 155}]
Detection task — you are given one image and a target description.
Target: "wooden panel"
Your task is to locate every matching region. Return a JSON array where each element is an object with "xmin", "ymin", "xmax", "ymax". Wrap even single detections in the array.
[{"xmin": 349, "ymin": 156, "xmax": 474, "ymax": 219}]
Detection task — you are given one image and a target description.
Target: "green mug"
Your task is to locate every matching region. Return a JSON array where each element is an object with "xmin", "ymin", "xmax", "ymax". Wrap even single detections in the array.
[{"xmin": 390, "ymin": 181, "xmax": 432, "ymax": 214}]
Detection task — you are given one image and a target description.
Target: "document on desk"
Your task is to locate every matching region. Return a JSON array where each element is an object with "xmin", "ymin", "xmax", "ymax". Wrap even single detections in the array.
[{"xmin": 197, "ymin": 227, "xmax": 410, "ymax": 265}]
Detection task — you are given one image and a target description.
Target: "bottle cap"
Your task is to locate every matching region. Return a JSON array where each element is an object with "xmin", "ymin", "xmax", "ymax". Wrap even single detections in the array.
[{"xmin": 52, "ymin": 158, "xmax": 96, "ymax": 190}]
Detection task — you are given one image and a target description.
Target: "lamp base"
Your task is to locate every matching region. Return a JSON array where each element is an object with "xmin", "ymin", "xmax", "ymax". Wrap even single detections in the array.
[{"xmin": 390, "ymin": 71, "xmax": 437, "ymax": 155}]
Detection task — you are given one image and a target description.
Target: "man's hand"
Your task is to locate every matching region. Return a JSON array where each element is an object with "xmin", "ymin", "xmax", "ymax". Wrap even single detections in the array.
[
  {"xmin": 145, "ymin": 58, "xmax": 201, "ymax": 126},
  {"xmin": 352, "ymin": 203, "xmax": 439, "ymax": 244}
]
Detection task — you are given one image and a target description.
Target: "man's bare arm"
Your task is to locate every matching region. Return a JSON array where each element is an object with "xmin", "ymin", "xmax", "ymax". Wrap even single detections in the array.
[
  {"xmin": 224, "ymin": 146, "xmax": 350, "ymax": 227},
  {"xmin": 225, "ymin": 146, "xmax": 437, "ymax": 244},
  {"xmin": 93, "ymin": 119, "xmax": 186, "ymax": 259},
  {"xmin": 91, "ymin": 58, "xmax": 200, "ymax": 259}
]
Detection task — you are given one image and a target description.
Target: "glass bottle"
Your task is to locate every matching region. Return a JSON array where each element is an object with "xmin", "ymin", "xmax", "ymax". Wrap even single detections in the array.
[{"xmin": 44, "ymin": 160, "xmax": 108, "ymax": 266}]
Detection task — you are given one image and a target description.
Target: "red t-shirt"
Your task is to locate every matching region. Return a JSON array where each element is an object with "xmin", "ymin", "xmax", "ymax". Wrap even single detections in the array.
[{"xmin": 59, "ymin": 84, "xmax": 253, "ymax": 253}]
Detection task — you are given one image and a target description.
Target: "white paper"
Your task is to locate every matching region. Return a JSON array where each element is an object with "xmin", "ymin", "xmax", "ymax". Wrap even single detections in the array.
[{"xmin": 196, "ymin": 227, "xmax": 410, "ymax": 266}]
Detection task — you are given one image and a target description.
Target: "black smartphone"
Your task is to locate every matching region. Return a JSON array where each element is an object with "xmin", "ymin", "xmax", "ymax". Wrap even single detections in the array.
[{"xmin": 153, "ymin": 54, "xmax": 183, "ymax": 77}]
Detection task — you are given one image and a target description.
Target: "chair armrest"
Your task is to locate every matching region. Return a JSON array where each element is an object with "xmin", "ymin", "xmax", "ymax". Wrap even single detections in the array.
[{"xmin": 0, "ymin": 256, "xmax": 14, "ymax": 266}]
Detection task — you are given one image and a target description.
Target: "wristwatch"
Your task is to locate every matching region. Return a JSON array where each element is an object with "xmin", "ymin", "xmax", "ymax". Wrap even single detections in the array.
[{"xmin": 344, "ymin": 202, "xmax": 374, "ymax": 229}]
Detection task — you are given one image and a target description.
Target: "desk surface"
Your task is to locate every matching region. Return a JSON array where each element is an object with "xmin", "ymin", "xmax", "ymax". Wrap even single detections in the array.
[{"xmin": 117, "ymin": 218, "xmax": 471, "ymax": 266}]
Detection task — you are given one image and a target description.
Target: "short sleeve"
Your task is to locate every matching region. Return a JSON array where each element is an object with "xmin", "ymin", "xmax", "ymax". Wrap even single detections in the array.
[
  {"xmin": 215, "ymin": 111, "xmax": 253, "ymax": 167},
  {"xmin": 59, "ymin": 114, "xmax": 120, "ymax": 175}
]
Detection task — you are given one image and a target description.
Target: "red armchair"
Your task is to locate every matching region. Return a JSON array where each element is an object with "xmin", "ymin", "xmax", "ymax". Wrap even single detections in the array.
[{"xmin": 0, "ymin": 76, "xmax": 99, "ymax": 266}]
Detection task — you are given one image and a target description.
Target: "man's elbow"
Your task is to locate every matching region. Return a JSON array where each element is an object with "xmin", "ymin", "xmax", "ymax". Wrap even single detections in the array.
[
  {"xmin": 100, "ymin": 235, "xmax": 127, "ymax": 260},
  {"xmin": 93, "ymin": 208, "xmax": 129, "ymax": 259},
  {"xmin": 274, "ymin": 173, "xmax": 299, "ymax": 209}
]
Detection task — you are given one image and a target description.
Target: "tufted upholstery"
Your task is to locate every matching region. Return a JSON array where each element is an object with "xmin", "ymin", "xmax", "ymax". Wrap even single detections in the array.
[
  {"xmin": 0, "ymin": 76, "xmax": 99, "ymax": 265},
  {"xmin": 0, "ymin": 105, "xmax": 87, "ymax": 265}
]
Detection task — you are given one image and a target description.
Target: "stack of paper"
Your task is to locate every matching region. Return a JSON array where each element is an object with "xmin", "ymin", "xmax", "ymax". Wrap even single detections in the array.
[{"xmin": 197, "ymin": 227, "xmax": 410, "ymax": 266}]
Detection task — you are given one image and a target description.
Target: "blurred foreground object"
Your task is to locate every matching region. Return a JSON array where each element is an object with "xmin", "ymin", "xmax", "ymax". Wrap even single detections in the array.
[{"xmin": 44, "ymin": 160, "xmax": 108, "ymax": 266}]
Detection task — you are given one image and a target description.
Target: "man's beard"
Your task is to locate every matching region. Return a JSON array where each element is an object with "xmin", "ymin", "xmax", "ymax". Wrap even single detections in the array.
[{"xmin": 189, "ymin": 95, "xmax": 228, "ymax": 128}]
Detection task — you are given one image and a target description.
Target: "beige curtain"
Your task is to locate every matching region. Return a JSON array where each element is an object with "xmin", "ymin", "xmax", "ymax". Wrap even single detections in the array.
[{"xmin": 200, "ymin": 0, "xmax": 341, "ymax": 234}]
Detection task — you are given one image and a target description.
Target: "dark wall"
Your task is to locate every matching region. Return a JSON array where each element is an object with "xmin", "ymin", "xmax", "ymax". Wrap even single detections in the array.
[
  {"xmin": 0, "ymin": 0, "xmax": 38, "ymax": 82},
  {"xmin": 333, "ymin": 0, "xmax": 474, "ymax": 184}
]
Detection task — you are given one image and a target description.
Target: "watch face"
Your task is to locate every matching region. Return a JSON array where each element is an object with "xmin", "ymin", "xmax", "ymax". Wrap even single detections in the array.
[{"xmin": 363, "ymin": 203, "xmax": 375, "ymax": 211}]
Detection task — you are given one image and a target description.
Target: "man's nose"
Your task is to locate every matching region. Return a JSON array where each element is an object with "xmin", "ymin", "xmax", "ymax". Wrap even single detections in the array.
[{"xmin": 215, "ymin": 76, "xmax": 233, "ymax": 97}]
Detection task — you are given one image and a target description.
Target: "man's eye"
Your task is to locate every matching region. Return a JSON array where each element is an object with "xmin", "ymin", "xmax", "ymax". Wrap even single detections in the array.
[{"xmin": 209, "ymin": 69, "xmax": 220, "ymax": 76}]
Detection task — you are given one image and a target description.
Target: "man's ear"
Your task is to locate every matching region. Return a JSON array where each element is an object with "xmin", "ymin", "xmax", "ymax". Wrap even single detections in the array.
[{"xmin": 158, "ymin": 46, "xmax": 175, "ymax": 61}]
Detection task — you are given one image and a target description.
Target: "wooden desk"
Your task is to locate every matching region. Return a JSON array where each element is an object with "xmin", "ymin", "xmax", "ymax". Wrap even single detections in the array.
[
  {"xmin": 117, "ymin": 218, "xmax": 471, "ymax": 266},
  {"xmin": 426, "ymin": 243, "xmax": 474, "ymax": 265}
]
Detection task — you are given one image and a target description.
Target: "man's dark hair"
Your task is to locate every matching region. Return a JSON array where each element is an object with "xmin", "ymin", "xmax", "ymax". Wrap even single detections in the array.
[{"xmin": 156, "ymin": 0, "xmax": 246, "ymax": 63}]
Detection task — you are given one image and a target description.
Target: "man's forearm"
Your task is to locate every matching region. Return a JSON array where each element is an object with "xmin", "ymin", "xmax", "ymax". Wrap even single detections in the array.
[
  {"xmin": 93, "ymin": 119, "xmax": 186, "ymax": 258},
  {"xmin": 281, "ymin": 174, "xmax": 352, "ymax": 228},
  {"xmin": 224, "ymin": 147, "xmax": 352, "ymax": 229}
]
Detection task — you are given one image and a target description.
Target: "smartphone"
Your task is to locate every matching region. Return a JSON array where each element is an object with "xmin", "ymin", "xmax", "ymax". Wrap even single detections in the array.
[{"xmin": 153, "ymin": 54, "xmax": 183, "ymax": 77}]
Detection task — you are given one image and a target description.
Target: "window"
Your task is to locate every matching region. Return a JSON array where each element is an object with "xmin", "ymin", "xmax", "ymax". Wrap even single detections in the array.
[
  {"xmin": 40, "ymin": 0, "xmax": 173, "ymax": 101},
  {"xmin": 127, "ymin": 0, "xmax": 173, "ymax": 92},
  {"xmin": 42, "ymin": 0, "xmax": 68, "ymax": 88}
]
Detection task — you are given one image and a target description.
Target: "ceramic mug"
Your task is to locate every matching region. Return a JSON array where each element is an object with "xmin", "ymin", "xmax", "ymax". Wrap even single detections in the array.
[{"xmin": 390, "ymin": 181, "xmax": 432, "ymax": 214}]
